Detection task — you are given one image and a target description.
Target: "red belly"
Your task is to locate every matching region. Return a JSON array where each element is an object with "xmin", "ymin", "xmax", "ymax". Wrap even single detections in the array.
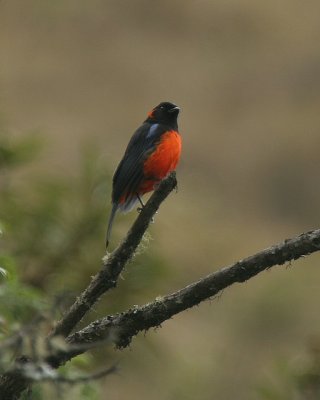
[{"xmin": 140, "ymin": 130, "xmax": 182, "ymax": 194}]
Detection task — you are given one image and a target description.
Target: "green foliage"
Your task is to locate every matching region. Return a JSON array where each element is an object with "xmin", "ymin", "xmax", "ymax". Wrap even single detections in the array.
[
  {"xmin": 0, "ymin": 137, "xmax": 111, "ymax": 288},
  {"xmin": 0, "ymin": 135, "xmax": 46, "ymax": 331},
  {"xmin": 0, "ymin": 131, "xmax": 169, "ymax": 399},
  {"xmin": 0, "ymin": 134, "xmax": 111, "ymax": 398}
]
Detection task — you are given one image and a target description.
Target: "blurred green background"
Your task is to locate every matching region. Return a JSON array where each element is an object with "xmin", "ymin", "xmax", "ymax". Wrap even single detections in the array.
[{"xmin": 2, "ymin": 1, "xmax": 320, "ymax": 399}]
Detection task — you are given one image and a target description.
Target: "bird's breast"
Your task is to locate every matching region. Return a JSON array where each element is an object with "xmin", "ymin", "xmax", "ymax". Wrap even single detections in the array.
[{"xmin": 142, "ymin": 130, "xmax": 182, "ymax": 186}]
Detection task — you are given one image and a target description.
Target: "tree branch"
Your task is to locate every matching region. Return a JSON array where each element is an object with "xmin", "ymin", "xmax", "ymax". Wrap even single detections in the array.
[
  {"xmin": 51, "ymin": 172, "xmax": 178, "ymax": 338},
  {"xmin": 61, "ymin": 228, "xmax": 320, "ymax": 354},
  {"xmin": 2, "ymin": 210, "xmax": 320, "ymax": 398},
  {"xmin": 0, "ymin": 173, "xmax": 177, "ymax": 400},
  {"xmin": 16, "ymin": 362, "xmax": 117, "ymax": 384}
]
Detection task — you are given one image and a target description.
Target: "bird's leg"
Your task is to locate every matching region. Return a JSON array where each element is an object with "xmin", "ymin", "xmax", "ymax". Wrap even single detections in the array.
[
  {"xmin": 136, "ymin": 194, "xmax": 155, "ymax": 222},
  {"xmin": 137, "ymin": 194, "xmax": 145, "ymax": 213}
]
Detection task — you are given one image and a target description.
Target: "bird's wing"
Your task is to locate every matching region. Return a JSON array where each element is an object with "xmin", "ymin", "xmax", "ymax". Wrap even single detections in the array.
[{"xmin": 112, "ymin": 122, "xmax": 164, "ymax": 204}]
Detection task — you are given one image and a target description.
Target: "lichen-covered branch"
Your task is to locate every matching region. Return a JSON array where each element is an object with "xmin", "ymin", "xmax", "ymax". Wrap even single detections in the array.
[
  {"xmin": 0, "ymin": 172, "xmax": 177, "ymax": 400},
  {"xmin": 2, "ymin": 203, "xmax": 320, "ymax": 398},
  {"xmin": 51, "ymin": 172, "xmax": 178, "ymax": 338},
  {"xmin": 63, "ymin": 229, "xmax": 320, "ymax": 352}
]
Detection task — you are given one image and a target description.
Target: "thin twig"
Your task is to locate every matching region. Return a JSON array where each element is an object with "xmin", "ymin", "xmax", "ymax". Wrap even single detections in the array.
[{"xmin": 17, "ymin": 362, "xmax": 117, "ymax": 384}]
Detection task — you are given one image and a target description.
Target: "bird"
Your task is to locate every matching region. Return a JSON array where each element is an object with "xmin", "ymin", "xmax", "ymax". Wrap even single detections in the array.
[{"xmin": 106, "ymin": 101, "xmax": 182, "ymax": 248}]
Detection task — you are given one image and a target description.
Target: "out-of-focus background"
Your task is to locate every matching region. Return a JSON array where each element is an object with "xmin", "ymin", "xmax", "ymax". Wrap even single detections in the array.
[{"xmin": 2, "ymin": 1, "xmax": 320, "ymax": 399}]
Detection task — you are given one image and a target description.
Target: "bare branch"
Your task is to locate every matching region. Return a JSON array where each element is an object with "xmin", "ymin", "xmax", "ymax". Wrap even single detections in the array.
[{"xmin": 51, "ymin": 172, "xmax": 178, "ymax": 338}]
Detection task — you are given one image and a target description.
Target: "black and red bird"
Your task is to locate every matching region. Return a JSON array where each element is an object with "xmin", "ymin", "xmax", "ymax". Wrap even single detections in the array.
[{"xmin": 106, "ymin": 101, "xmax": 182, "ymax": 248}]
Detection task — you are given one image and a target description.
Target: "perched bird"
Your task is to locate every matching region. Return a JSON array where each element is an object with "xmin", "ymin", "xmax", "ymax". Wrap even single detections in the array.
[{"xmin": 106, "ymin": 101, "xmax": 182, "ymax": 248}]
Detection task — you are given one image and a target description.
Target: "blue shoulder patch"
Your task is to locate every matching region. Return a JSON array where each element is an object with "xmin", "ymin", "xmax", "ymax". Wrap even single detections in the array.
[{"xmin": 146, "ymin": 123, "xmax": 160, "ymax": 139}]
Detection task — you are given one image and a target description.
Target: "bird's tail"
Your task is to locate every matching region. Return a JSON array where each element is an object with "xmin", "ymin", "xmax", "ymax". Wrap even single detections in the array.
[{"xmin": 106, "ymin": 203, "xmax": 118, "ymax": 248}]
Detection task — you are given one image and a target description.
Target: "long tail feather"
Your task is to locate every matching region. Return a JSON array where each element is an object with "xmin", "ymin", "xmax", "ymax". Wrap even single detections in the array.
[{"xmin": 106, "ymin": 203, "xmax": 118, "ymax": 248}]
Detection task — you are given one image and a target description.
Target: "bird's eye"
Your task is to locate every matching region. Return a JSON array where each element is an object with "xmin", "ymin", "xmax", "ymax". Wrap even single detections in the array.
[{"xmin": 160, "ymin": 106, "xmax": 165, "ymax": 110}]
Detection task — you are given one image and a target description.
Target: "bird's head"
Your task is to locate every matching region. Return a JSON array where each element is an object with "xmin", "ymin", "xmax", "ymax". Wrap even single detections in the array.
[{"xmin": 146, "ymin": 102, "xmax": 180, "ymax": 126}]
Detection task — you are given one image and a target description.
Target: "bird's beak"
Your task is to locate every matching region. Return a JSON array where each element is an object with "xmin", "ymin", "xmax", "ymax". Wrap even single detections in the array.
[{"xmin": 169, "ymin": 106, "xmax": 180, "ymax": 113}]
